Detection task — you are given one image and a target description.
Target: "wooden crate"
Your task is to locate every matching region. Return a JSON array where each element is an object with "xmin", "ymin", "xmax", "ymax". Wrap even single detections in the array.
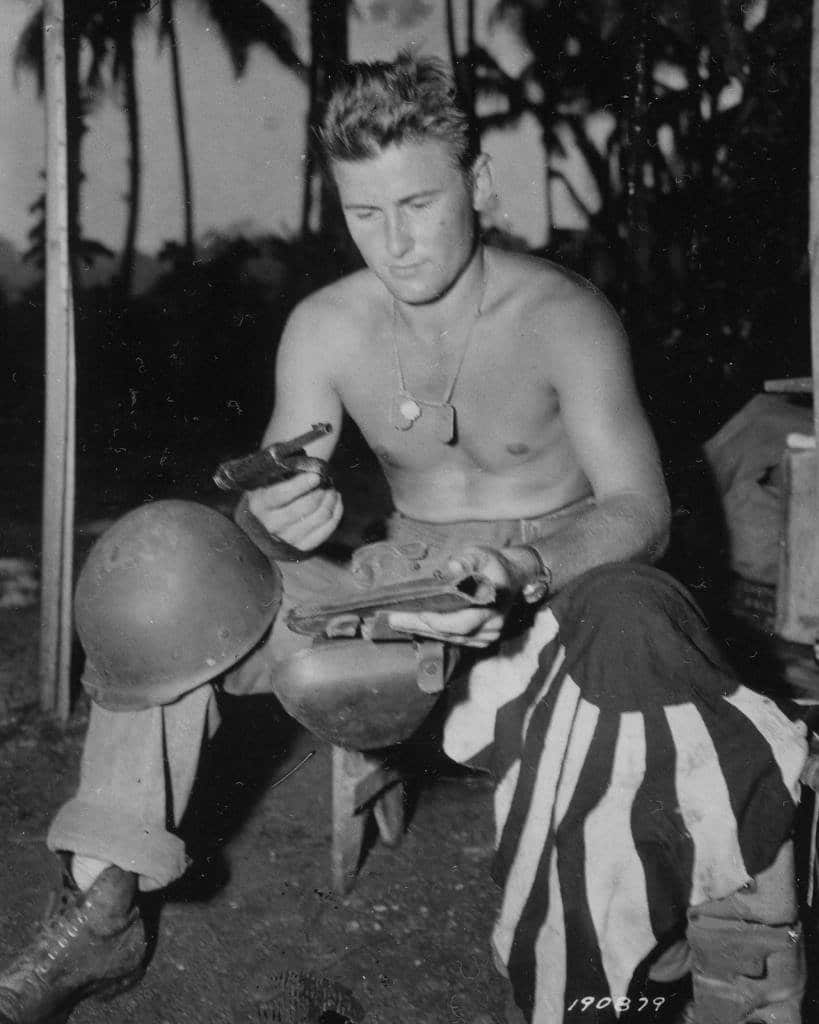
[{"xmin": 775, "ymin": 443, "xmax": 819, "ymax": 643}]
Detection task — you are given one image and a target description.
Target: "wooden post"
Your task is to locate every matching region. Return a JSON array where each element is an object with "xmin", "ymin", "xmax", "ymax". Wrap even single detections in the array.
[
  {"xmin": 40, "ymin": 0, "xmax": 76, "ymax": 721},
  {"xmin": 809, "ymin": 0, "xmax": 819, "ymax": 651}
]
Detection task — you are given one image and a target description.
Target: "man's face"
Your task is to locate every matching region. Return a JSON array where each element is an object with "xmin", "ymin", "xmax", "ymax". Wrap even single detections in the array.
[{"xmin": 333, "ymin": 140, "xmax": 488, "ymax": 305}]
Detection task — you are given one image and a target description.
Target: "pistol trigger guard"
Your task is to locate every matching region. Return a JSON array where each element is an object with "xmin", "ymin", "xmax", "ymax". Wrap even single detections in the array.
[
  {"xmin": 325, "ymin": 614, "xmax": 361, "ymax": 638},
  {"xmin": 280, "ymin": 454, "xmax": 332, "ymax": 485}
]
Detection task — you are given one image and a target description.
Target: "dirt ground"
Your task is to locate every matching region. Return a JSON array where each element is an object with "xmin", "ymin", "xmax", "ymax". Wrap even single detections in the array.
[
  {"xmin": 0, "ymin": 694, "xmax": 508, "ymax": 1024},
  {"xmin": 2, "ymin": 463, "xmax": 819, "ymax": 1024}
]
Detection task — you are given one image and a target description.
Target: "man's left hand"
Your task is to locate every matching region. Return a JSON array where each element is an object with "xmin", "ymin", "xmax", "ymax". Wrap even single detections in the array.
[{"xmin": 388, "ymin": 546, "xmax": 521, "ymax": 648}]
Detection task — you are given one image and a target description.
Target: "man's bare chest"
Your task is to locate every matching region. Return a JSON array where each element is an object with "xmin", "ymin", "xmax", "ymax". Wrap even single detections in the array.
[{"xmin": 334, "ymin": 329, "xmax": 564, "ymax": 472}]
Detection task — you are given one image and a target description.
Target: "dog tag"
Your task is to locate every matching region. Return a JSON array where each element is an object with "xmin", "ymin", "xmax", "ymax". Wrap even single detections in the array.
[{"xmin": 435, "ymin": 403, "xmax": 456, "ymax": 444}]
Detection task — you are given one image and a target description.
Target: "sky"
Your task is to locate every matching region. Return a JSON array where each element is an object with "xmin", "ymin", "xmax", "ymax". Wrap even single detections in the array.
[
  {"xmin": 1, "ymin": 0, "xmax": 311, "ymax": 255},
  {"xmin": 0, "ymin": 0, "xmax": 556, "ymax": 259}
]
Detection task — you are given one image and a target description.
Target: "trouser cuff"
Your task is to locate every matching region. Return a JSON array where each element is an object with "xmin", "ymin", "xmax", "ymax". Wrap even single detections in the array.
[{"xmin": 47, "ymin": 798, "xmax": 188, "ymax": 892}]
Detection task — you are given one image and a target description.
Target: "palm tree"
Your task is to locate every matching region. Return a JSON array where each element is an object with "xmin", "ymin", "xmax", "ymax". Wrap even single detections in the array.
[
  {"xmin": 106, "ymin": 1, "xmax": 150, "ymax": 297},
  {"xmin": 17, "ymin": 0, "xmax": 305, "ymax": 290},
  {"xmin": 194, "ymin": 0, "xmax": 304, "ymax": 78},
  {"xmin": 445, "ymin": 0, "xmax": 478, "ymax": 119},
  {"xmin": 162, "ymin": 0, "xmax": 306, "ymax": 258},
  {"xmin": 15, "ymin": 0, "xmax": 150, "ymax": 288},
  {"xmin": 159, "ymin": 0, "xmax": 194, "ymax": 259},
  {"xmin": 14, "ymin": 1, "xmax": 109, "ymax": 271},
  {"xmin": 302, "ymin": 0, "xmax": 349, "ymax": 240}
]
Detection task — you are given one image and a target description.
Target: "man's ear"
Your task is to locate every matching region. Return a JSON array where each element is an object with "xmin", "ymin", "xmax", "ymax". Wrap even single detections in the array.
[{"xmin": 470, "ymin": 153, "xmax": 493, "ymax": 212}]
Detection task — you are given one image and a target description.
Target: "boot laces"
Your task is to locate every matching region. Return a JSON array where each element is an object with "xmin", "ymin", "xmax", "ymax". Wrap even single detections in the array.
[{"xmin": 22, "ymin": 887, "xmax": 89, "ymax": 987}]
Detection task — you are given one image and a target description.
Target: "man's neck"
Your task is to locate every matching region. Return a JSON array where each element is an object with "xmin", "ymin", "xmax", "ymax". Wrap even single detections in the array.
[{"xmin": 394, "ymin": 245, "xmax": 487, "ymax": 343}]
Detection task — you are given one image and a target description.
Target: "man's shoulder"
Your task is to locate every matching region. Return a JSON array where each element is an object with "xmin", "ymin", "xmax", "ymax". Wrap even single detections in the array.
[
  {"xmin": 288, "ymin": 269, "xmax": 380, "ymax": 338},
  {"xmin": 491, "ymin": 246, "xmax": 606, "ymax": 301},
  {"xmin": 489, "ymin": 247, "xmax": 621, "ymax": 337},
  {"xmin": 276, "ymin": 271, "xmax": 380, "ymax": 382}
]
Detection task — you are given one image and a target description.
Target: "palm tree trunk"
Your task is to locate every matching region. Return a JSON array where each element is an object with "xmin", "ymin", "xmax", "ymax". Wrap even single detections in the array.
[
  {"xmin": 465, "ymin": 0, "xmax": 476, "ymax": 112},
  {"xmin": 444, "ymin": 0, "xmax": 479, "ymax": 148},
  {"xmin": 444, "ymin": 0, "xmax": 462, "ymax": 99},
  {"xmin": 41, "ymin": 0, "xmax": 77, "ymax": 721},
  {"xmin": 119, "ymin": 17, "xmax": 141, "ymax": 297},
  {"xmin": 444, "ymin": 0, "xmax": 457, "ymax": 71},
  {"xmin": 541, "ymin": 127, "xmax": 552, "ymax": 251},
  {"xmin": 161, "ymin": 0, "xmax": 195, "ymax": 257},
  {"xmin": 308, "ymin": 0, "xmax": 348, "ymax": 244}
]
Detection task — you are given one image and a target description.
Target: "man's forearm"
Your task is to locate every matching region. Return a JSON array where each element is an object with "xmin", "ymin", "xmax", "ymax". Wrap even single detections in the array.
[
  {"xmin": 234, "ymin": 492, "xmax": 305, "ymax": 563},
  {"xmin": 510, "ymin": 492, "xmax": 670, "ymax": 597}
]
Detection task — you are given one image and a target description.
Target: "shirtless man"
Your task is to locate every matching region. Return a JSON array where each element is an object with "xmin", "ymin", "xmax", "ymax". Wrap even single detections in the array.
[
  {"xmin": 250, "ymin": 87, "xmax": 668, "ymax": 630},
  {"xmin": 0, "ymin": 55, "xmax": 808, "ymax": 1024}
]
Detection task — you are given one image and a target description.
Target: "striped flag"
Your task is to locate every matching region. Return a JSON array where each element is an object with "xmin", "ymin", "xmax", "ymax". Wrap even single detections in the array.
[{"xmin": 443, "ymin": 565, "xmax": 807, "ymax": 1023}]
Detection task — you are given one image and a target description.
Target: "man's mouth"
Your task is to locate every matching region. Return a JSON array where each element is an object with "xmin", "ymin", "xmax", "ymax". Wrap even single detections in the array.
[{"xmin": 389, "ymin": 264, "xmax": 422, "ymax": 277}]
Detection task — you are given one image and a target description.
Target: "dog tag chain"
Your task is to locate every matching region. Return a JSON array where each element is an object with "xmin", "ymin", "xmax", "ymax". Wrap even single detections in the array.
[{"xmin": 390, "ymin": 255, "xmax": 487, "ymax": 444}]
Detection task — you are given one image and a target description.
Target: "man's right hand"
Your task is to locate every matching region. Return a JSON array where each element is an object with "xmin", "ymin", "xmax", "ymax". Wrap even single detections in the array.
[{"xmin": 247, "ymin": 472, "xmax": 343, "ymax": 552}]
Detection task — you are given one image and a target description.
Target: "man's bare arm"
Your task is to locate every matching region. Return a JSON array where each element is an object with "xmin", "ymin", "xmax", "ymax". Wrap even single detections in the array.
[
  {"xmin": 246, "ymin": 298, "xmax": 346, "ymax": 551},
  {"xmin": 521, "ymin": 287, "xmax": 670, "ymax": 591}
]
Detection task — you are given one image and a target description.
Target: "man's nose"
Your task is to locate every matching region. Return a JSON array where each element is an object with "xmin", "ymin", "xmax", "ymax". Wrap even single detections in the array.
[{"xmin": 384, "ymin": 211, "xmax": 412, "ymax": 257}]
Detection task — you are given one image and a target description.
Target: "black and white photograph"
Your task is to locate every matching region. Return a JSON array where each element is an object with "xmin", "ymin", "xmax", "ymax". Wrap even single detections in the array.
[{"xmin": 0, "ymin": 1, "xmax": 816, "ymax": 1022}]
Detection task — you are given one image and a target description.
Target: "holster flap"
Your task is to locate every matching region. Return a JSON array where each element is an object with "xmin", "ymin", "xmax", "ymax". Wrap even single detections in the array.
[{"xmin": 271, "ymin": 637, "xmax": 455, "ymax": 749}]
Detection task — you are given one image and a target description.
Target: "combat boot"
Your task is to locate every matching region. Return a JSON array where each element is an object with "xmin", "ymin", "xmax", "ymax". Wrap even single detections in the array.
[
  {"xmin": 0, "ymin": 862, "xmax": 146, "ymax": 1024},
  {"xmin": 685, "ymin": 915, "xmax": 804, "ymax": 1024},
  {"xmin": 684, "ymin": 841, "xmax": 805, "ymax": 1024}
]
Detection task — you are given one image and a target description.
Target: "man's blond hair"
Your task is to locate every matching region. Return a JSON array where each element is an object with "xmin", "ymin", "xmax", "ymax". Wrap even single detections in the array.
[{"xmin": 319, "ymin": 53, "xmax": 478, "ymax": 171}]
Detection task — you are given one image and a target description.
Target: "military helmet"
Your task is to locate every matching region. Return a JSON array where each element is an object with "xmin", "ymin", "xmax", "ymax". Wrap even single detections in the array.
[{"xmin": 75, "ymin": 499, "xmax": 281, "ymax": 711}]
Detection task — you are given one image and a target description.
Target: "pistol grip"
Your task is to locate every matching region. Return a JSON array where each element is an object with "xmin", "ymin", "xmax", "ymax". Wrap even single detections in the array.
[{"xmin": 213, "ymin": 449, "xmax": 282, "ymax": 492}]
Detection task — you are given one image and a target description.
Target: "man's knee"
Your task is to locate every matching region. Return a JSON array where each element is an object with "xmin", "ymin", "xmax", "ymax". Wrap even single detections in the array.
[
  {"xmin": 554, "ymin": 563, "xmax": 698, "ymax": 634},
  {"xmin": 222, "ymin": 553, "xmax": 356, "ymax": 699},
  {"xmin": 548, "ymin": 563, "xmax": 727, "ymax": 710}
]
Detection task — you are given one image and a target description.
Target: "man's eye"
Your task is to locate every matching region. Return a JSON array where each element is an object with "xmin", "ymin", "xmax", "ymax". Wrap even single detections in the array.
[
  {"xmin": 409, "ymin": 200, "xmax": 431, "ymax": 211},
  {"xmin": 354, "ymin": 210, "xmax": 375, "ymax": 221}
]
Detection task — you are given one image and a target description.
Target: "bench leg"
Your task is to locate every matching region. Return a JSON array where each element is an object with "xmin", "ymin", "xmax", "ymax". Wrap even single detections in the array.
[
  {"xmin": 373, "ymin": 782, "xmax": 404, "ymax": 847},
  {"xmin": 331, "ymin": 746, "xmax": 406, "ymax": 893},
  {"xmin": 331, "ymin": 746, "xmax": 368, "ymax": 894}
]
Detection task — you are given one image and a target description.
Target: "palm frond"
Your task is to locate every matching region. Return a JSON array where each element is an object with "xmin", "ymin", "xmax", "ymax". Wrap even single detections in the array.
[
  {"xmin": 13, "ymin": 9, "xmax": 45, "ymax": 94},
  {"xmin": 198, "ymin": 0, "xmax": 305, "ymax": 79}
]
